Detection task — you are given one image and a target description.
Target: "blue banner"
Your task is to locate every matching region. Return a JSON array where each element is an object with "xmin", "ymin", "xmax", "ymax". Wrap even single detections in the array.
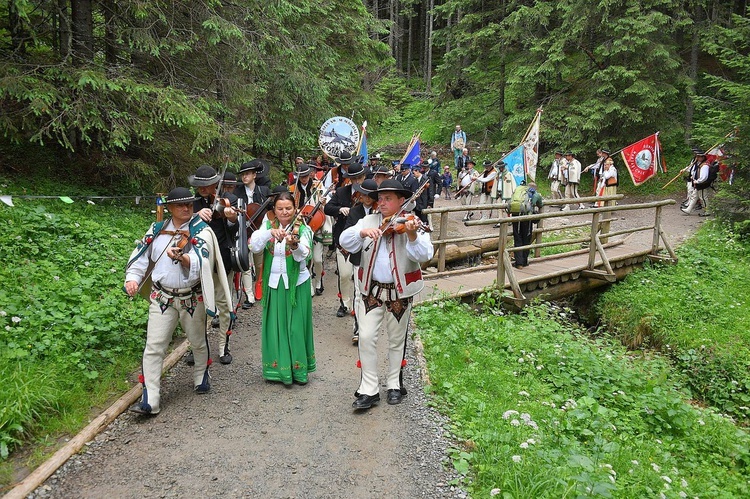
[
  {"xmin": 503, "ymin": 145, "xmax": 526, "ymax": 186},
  {"xmin": 358, "ymin": 129, "xmax": 368, "ymax": 166},
  {"xmin": 403, "ymin": 139, "xmax": 421, "ymax": 167}
]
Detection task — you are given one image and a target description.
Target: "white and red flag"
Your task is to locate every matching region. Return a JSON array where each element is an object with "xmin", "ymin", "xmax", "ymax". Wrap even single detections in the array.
[
  {"xmin": 522, "ymin": 108, "xmax": 542, "ymax": 182},
  {"xmin": 620, "ymin": 132, "xmax": 664, "ymax": 186}
]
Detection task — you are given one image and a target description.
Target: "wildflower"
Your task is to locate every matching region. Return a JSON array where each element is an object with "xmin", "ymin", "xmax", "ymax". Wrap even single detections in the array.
[
  {"xmin": 680, "ymin": 478, "xmax": 688, "ymax": 488},
  {"xmin": 651, "ymin": 463, "xmax": 661, "ymax": 472},
  {"xmin": 536, "ymin": 365, "xmax": 543, "ymax": 370},
  {"xmin": 518, "ymin": 358, "xmax": 524, "ymax": 363},
  {"xmin": 511, "ymin": 455, "xmax": 522, "ymax": 463},
  {"xmin": 110, "ymin": 268, "xmax": 117, "ymax": 273},
  {"xmin": 609, "ymin": 475, "xmax": 615, "ymax": 484},
  {"xmin": 54, "ymin": 276, "xmax": 60, "ymax": 281},
  {"xmin": 520, "ymin": 413, "xmax": 532, "ymax": 422},
  {"xmin": 510, "ymin": 419, "xmax": 520, "ymax": 427},
  {"xmin": 526, "ymin": 438, "xmax": 536, "ymax": 445},
  {"xmin": 0, "ymin": 310, "xmax": 5, "ymax": 316},
  {"xmin": 526, "ymin": 421, "xmax": 538, "ymax": 430},
  {"xmin": 518, "ymin": 390, "xmax": 530, "ymax": 397},
  {"xmin": 74, "ymin": 222, "xmax": 80, "ymax": 227},
  {"xmin": 84, "ymin": 261, "xmax": 90, "ymax": 267},
  {"xmin": 491, "ymin": 488, "xmax": 501, "ymax": 496},
  {"xmin": 631, "ymin": 460, "xmax": 639, "ymax": 465},
  {"xmin": 87, "ymin": 200, "xmax": 95, "ymax": 205},
  {"xmin": 698, "ymin": 419, "xmax": 705, "ymax": 426},
  {"xmin": 5, "ymin": 326, "xmax": 10, "ymax": 331},
  {"xmin": 656, "ymin": 439, "xmax": 662, "ymax": 444},
  {"xmin": 11, "ymin": 316, "xmax": 21, "ymax": 323},
  {"xmin": 502, "ymin": 410, "xmax": 519, "ymax": 419},
  {"xmin": 519, "ymin": 442, "xmax": 529, "ymax": 449},
  {"xmin": 661, "ymin": 476, "xmax": 672, "ymax": 484},
  {"xmin": 679, "ymin": 492, "xmax": 687, "ymax": 498}
]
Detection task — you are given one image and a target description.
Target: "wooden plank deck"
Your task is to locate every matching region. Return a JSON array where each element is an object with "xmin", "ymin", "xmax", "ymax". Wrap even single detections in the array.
[{"xmin": 414, "ymin": 242, "xmax": 655, "ymax": 305}]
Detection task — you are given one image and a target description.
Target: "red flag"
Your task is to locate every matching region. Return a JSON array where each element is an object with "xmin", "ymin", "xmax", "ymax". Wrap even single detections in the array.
[
  {"xmin": 706, "ymin": 145, "xmax": 732, "ymax": 182},
  {"xmin": 620, "ymin": 133, "xmax": 662, "ymax": 186}
]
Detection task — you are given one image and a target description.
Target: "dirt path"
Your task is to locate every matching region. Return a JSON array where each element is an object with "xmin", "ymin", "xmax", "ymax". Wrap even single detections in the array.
[{"xmin": 26, "ymin": 191, "xmax": 703, "ymax": 499}]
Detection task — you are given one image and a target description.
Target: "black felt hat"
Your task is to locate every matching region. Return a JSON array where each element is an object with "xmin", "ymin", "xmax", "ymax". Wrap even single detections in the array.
[
  {"xmin": 223, "ymin": 171, "xmax": 240, "ymax": 185},
  {"xmin": 343, "ymin": 161, "xmax": 366, "ymax": 178},
  {"xmin": 371, "ymin": 164, "xmax": 394, "ymax": 177},
  {"xmin": 188, "ymin": 165, "xmax": 220, "ymax": 187},
  {"xmin": 295, "ymin": 163, "xmax": 313, "ymax": 177},
  {"xmin": 238, "ymin": 158, "xmax": 270, "ymax": 176},
  {"xmin": 336, "ymin": 151, "xmax": 354, "ymax": 165},
  {"xmin": 354, "ymin": 178, "xmax": 378, "ymax": 197},
  {"xmin": 165, "ymin": 187, "xmax": 197, "ymax": 204},
  {"xmin": 373, "ymin": 179, "xmax": 412, "ymax": 200}
]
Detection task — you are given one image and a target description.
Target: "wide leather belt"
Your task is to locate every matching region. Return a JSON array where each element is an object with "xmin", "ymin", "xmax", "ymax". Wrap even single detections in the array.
[{"xmin": 153, "ymin": 281, "xmax": 201, "ymax": 298}]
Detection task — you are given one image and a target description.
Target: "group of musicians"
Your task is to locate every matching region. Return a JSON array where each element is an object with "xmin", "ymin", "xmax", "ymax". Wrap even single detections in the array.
[{"xmin": 125, "ymin": 151, "xmax": 434, "ymax": 414}]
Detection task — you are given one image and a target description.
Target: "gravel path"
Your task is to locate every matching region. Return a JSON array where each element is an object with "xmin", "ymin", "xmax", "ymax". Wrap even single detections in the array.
[
  {"xmin": 25, "ymin": 191, "xmax": 701, "ymax": 499},
  {"xmin": 29, "ymin": 257, "xmax": 464, "ymax": 499}
]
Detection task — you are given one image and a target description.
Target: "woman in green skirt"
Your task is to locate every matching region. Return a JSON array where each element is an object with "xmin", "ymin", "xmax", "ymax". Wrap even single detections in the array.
[{"xmin": 249, "ymin": 191, "xmax": 316, "ymax": 384}]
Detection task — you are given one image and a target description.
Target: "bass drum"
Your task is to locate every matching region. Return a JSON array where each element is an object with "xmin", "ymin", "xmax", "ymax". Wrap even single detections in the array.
[{"xmin": 230, "ymin": 198, "xmax": 250, "ymax": 273}]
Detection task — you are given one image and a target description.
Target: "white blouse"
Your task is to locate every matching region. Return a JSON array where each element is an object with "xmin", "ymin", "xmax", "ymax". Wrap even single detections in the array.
[{"xmin": 249, "ymin": 223, "xmax": 312, "ymax": 289}]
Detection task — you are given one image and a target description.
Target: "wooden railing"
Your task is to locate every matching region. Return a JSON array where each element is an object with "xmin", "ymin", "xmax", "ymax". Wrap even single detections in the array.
[{"xmin": 423, "ymin": 196, "xmax": 677, "ymax": 300}]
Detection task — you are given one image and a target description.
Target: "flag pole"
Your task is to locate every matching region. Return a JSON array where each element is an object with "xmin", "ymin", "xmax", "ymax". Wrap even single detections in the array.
[
  {"xmin": 355, "ymin": 121, "xmax": 367, "ymax": 157},
  {"xmin": 399, "ymin": 131, "xmax": 422, "ymax": 165},
  {"xmin": 521, "ymin": 108, "xmax": 542, "ymax": 143}
]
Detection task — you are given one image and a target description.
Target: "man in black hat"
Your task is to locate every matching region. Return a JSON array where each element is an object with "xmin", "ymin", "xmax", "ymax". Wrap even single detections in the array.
[
  {"xmin": 682, "ymin": 150, "xmax": 709, "ymax": 215},
  {"xmin": 324, "ymin": 160, "xmax": 367, "ymax": 319},
  {"xmin": 236, "ymin": 160, "xmax": 273, "ymax": 309},
  {"xmin": 370, "ymin": 163, "xmax": 394, "ymax": 186},
  {"xmin": 124, "ymin": 188, "xmax": 233, "ymax": 415},
  {"xmin": 397, "ymin": 162, "xmax": 419, "ymax": 194},
  {"xmin": 291, "ymin": 162, "xmax": 315, "ymax": 208},
  {"xmin": 339, "ymin": 179, "xmax": 434, "ymax": 410},
  {"xmin": 189, "ymin": 165, "xmax": 239, "ymax": 364},
  {"xmin": 412, "ymin": 163, "xmax": 433, "ymax": 225},
  {"xmin": 333, "ymin": 151, "xmax": 354, "ymax": 189},
  {"xmin": 342, "ymin": 178, "xmax": 379, "ymax": 344}
]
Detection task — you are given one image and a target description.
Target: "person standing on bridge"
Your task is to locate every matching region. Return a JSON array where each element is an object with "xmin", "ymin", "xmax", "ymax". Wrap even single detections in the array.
[
  {"xmin": 339, "ymin": 179, "xmax": 434, "ymax": 410},
  {"xmin": 124, "ymin": 188, "xmax": 232, "ymax": 415},
  {"xmin": 510, "ymin": 182, "xmax": 544, "ymax": 269}
]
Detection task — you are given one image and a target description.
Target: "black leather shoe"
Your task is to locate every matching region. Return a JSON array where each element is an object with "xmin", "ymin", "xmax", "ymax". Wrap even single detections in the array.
[
  {"xmin": 386, "ymin": 389, "xmax": 403, "ymax": 405},
  {"xmin": 314, "ymin": 285, "xmax": 324, "ymax": 296},
  {"xmin": 129, "ymin": 402, "xmax": 159, "ymax": 415},
  {"xmin": 352, "ymin": 393, "xmax": 380, "ymax": 410},
  {"xmin": 336, "ymin": 305, "xmax": 348, "ymax": 317},
  {"xmin": 219, "ymin": 353, "xmax": 233, "ymax": 365},
  {"xmin": 242, "ymin": 300, "xmax": 254, "ymax": 309}
]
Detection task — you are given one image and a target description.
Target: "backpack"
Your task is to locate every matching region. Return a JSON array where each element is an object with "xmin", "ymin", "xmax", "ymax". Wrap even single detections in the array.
[
  {"xmin": 695, "ymin": 161, "xmax": 720, "ymax": 191},
  {"xmin": 508, "ymin": 185, "xmax": 532, "ymax": 214}
]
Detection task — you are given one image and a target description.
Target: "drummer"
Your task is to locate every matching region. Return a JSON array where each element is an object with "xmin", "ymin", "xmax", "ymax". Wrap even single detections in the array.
[{"xmin": 236, "ymin": 160, "xmax": 273, "ymax": 309}]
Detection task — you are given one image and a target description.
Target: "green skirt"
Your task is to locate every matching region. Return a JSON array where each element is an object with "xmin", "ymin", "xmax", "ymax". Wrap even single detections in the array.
[{"xmin": 261, "ymin": 278, "xmax": 316, "ymax": 384}]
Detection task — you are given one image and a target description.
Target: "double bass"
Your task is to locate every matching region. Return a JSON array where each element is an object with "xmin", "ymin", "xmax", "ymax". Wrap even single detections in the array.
[{"xmin": 230, "ymin": 198, "xmax": 250, "ymax": 273}]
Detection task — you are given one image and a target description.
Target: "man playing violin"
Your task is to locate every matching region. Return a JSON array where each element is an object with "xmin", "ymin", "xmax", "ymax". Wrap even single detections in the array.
[
  {"xmin": 324, "ymin": 161, "xmax": 366, "ymax": 320},
  {"xmin": 339, "ymin": 179, "xmax": 434, "ymax": 410},
  {"xmin": 189, "ymin": 165, "xmax": 239, "ymax": 364},
  {"xmin": 124, "ymin": 187, "xmax": 233, "ymax": 415},
  {"xmin": 236, "ymin": 160, "xmax": 273, "ymax": 309}
]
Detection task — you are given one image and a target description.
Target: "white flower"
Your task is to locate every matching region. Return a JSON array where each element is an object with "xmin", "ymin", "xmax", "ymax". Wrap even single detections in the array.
[
  {"xmin": 87, "ymin": 200, "xmax": 95, "ymax": 205},
  {"xmin": 518, "ymin": 390, "xmax": 530, "ymax": 397},
  {"xmin": 491, "ymin": 488, "xmax": 502, "ymax": 496},
  {"xmin": 511, "ymin": 455, "xmax": 522, "ymax": 463},
  {"xmin": 502, "ymin": 410, "xmax": 519, "ymax": 419},
  {"xmin": 698, "ymin": 419, "xmax": 705, "ymax": 426},
  {"xmin": 609, "ymin": 474, "xmax": 616, "ymax": 483},
  {"xmin": 110, "ymin": 268, "xmax": 117, "ymax": 273},
  {"xmin": 661, "ymin": 476, "xmax": 672, "ymax": 484},
  {"xmin": 519, "ymin": 442, "xmax": 529, "ymax": 449},
  {"xmin": 53, "ymin": 276, "xmax": 60, "ymax": 281},
  {"xmin": 679, "ymin": 492, "xmax": 687, "ymax": 498},
  {"xmin": 510, "ymin": 419, "xmax": 520, "ymax": 426},
  {"xmin": 526, "ymin": 438, "xmax": 536, "ymax": 445},
  {"xmin": 536, "ymin": 365, "xmax": 543, "ymax": 370},
  {"xmin": 631, "ymin": 460, "xmax": 639, "ymax": 465},
  {"xmin": 526, "ymin": 421, "xmax": 538, "ymax": 430},
  {"xmin": 0, "ymin": 310, "xmax": 6, "ymax": 316},
  {"xmin": 518, "ymin": 358, "xmax": 524, "ymax": 363},
  {"xmin": 680, "ymin": 478, "xmax": 688, "ymax": 488},
  {"xmin": 11, "ymin": 316, "xmax": 21, "ymax": 323},
  {"xmin": 651, "ymin": 463, "xmax": 661, "ymax": 472},
  {"xmin": 84, "ymin": 261, "xmax": 90, "ymax": 267},
  {"xmin": 74, "ymin": 222, "xmax": 80, "ymax": 228},
  {"xmin": 520, "ymin": 413, "xmax": 532, "ymax": 421},
  {"xmin": 4, "ymin": 325, "xmax": 10, "ymax": 331}
]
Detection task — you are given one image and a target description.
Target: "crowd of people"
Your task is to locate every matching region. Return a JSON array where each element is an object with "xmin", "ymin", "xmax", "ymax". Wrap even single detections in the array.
[
  {"xmin": 127, "ymin": 125, "xmax": 719, "ymax": 416},
  {"xmin": 124, "ymin": 151, "xmax": 435, "ymax": 414}
]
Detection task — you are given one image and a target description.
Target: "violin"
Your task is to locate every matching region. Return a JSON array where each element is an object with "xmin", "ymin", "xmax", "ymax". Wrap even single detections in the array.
[
  {"xmin": 379, "ymin": 213, "xmax": 432, "ymax": 236},
  {"xmin": 160, "ymin": 229, "xmax": 191, "ymax": 264},
  {"xmin": 211, "ymin": 197, "xmax": 241, "ymax": 218}
]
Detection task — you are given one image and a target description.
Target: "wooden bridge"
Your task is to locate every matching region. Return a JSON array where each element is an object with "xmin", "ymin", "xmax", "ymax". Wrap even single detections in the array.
[{"xmin": 416, "ymin": 196, "xmax": 678, "ymax": 308}]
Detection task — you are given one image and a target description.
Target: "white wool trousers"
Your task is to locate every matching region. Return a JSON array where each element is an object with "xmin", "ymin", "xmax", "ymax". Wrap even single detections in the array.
[
  {"xmin": 142, "ymin": 290, "xmax": 208, "ymax": 412},
  {"xmin": 336, "ymin": 249, "xmax": 354, "ymax": 310},
  {"xmin": 355, "ymin": 296, "xmax": 411, "ymax": 396}
]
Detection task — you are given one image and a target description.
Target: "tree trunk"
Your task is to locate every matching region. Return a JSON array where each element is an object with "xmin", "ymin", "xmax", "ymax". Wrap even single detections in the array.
[
  {"xmin": 9, "ymin": 0, "xmax": 27, "ymax": 56},
  {"xmin": 685, "ymin": 8, "xmax": 700, "ymax": 142},
  {"xmin": 71, "ymin": 0, "xmax": 94, "ymax": 64},
  {"xmin": 57, "ymin": 0, "xmax": 71, "ymax": 60},
  {"xmin": 103, "ymin": 0, "xmax": 118, "ymax": 65},
  {"xmin": 407, "ymin": 15, "xmax": 413, "ymax": 78}
]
